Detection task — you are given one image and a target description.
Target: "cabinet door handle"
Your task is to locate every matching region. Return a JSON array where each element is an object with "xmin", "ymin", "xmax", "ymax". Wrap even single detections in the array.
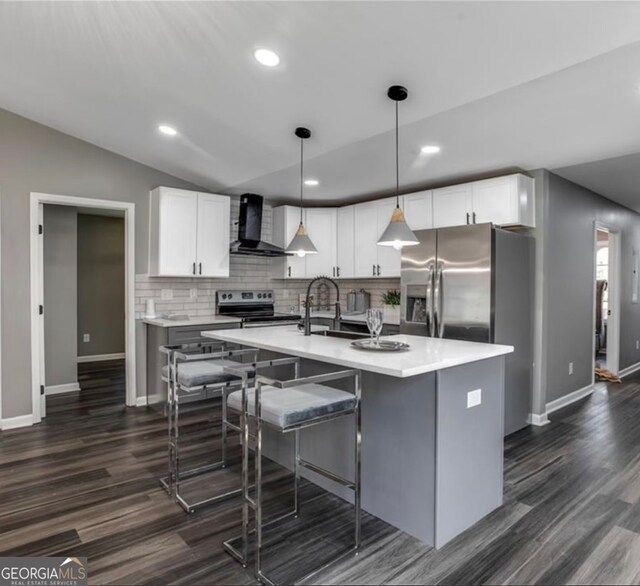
[
  {"xmin": 192, "ymin": 262, "xmax": 196, "ymax": 275},
  {"xmin": 199, "ymin": 262, "xmax": 202, "ymax": 275},
  {"xmin": 288, "ymin": 266, "xmax": 292, "ymax": 278},
  {"xmin": 466, "ymin": 212, "xmax": 470, "ymax": 225},
  {"xmin": 373, "ymin": 264, "xmax": 376, "ymax": 276},
  {"xmin": 337, "ymin": 266, "xmax": 340, "ymax": 278},
  {"xmin": 332, "ymin": 266, "xmax": 335, "ymax": 277},
  {"xmin": 377, "ymin": 264, "xmax": 381, "ymax": 276},
  {"xmin": 472, "ymin": 212, "xmax": 477, "ymax": 224}
]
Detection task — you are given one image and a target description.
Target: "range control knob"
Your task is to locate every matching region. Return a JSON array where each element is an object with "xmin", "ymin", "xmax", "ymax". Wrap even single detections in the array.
[
  {"xmin": 228, "ymin": 293, "xmax": 233, "ymax": 299},
  {"xmin": 268, "ymin": 292, "xmax": 272, "ymax": 298},
  {"xmin": 257, "ymin": 293, "xmax": 262, "ymax": 299},
  {"xmin": 221, "ymin": 293, "xmax": 227, "ymax": 300}
]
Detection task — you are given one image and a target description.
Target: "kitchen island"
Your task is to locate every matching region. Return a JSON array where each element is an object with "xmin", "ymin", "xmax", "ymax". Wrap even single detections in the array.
[{"xmin": 202, "ymin": 325, "xmax": 513, "ymax": 548}]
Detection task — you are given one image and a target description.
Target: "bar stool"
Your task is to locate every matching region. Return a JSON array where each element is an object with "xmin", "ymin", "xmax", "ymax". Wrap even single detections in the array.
[
  {"xmin": 159, "ymin": 342, "xmax": 259, "ymax": 513},
  {"xmin": 226, "ymin": 366, "xmax": 362, "ymax": 585}
]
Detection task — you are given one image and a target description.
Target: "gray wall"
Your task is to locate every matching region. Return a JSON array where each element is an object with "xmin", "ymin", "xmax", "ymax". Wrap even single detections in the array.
[
  {"xmin": 43, "ymin": 205, "xmax": 77, "ymax": 387},
  {"xmin": 541, "ymin": 171, "xmax": 640, "ymax": 404},
  {"xmin": 77, "ymin": 214, "xmax": 125, "ymax": 357},
  {"xmin": 0, "ymin": 107, "xmax": 200, "ymax": 419}
]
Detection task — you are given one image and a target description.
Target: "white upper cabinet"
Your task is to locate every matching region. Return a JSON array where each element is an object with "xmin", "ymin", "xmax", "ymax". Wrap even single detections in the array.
[
  {"xmin": 471, "ymin": 174, "xmax": 535, "ymax": 227},
  {"xmin": 354, "ymin": 201, "xmax": 379, "ymax": 278},
  {"xmin": 433, "ymin": 174, "xmax": 535, "ymax": 229},
  {"xmin": 404, "ymin": 190, "xmax": 434, "ymax": 231},
  {"xmin": 149, "ymin": 187, "xmax": 230, "ymax": 277},
  {"xmin": 353, "ymin": 197, "xmax": 402, "ymax": 278},
  {"xmin": 271, "ymin": 206, "xmax": 306, "ymax": 279},
  {"xmin": 433, "ymin": 184, "xmax": 473, "ymax": 228},
  {"xmin": 375, "ymin": 197, "xmax": 402, "ymax": 278},
  {"xmin": 196, "ymin": 193, "xmax": 230, "ymax": 277},
  {"xmin": 336, "ymin": 206, "xmax": 355, "ymax": 279},
  {"xmin": 305, "ymin": 208, "xmax": 337, "ymax": 278}
]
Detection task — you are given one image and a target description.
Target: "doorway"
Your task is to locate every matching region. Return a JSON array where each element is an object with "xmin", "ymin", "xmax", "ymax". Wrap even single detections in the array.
[
  {"xmin": 30, "ymin": 193, "xmax": 136, "ymax": 424},
  {"xmin": 593, "ymin": 223, "xmax": 620, "ymax": 381}
]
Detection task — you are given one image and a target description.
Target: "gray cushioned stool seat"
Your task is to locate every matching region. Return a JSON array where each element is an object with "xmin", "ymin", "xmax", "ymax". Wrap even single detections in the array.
[
  {"xmin": 227, "ymin": 383, "xmax": 357, "ymax": 429},
  {"xmin": 162, "ymin": 359, "xmax": 255, "ymax": 389}
]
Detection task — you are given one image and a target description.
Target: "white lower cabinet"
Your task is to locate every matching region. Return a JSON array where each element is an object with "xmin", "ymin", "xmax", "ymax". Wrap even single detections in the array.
[{"xmin": 149, "ymin": 187, "xmax": 230, "ymax": 277}]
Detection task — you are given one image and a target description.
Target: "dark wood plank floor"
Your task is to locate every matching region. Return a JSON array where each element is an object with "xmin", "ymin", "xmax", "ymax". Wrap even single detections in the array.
[{"xmin": 2, "ymin": 361, "xmax": 640, "ymax": 585}]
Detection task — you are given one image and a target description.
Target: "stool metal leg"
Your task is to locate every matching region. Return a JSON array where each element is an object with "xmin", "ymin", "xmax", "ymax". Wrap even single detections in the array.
[
  {"xmin": 354, "ymin": 372, "xmax": 362, "ymax": 550},
  {"xmin": 221, "ymin": 388, "xmax": 229, "ymax": 468},
  {"xmin": 255, "ymin": 381, "xmax": 267, "ymax": 584},
  {"xmin": 294, "ymin": 430, "xmax": 300, "ymax": 517}
]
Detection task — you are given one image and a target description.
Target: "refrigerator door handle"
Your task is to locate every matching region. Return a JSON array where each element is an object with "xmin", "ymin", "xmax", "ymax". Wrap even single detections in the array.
[
  {"xmin": 433, "ymin": 262, "xmax": 444, "ymax": 338},
  {"xmin": 426, "ymin": 263, "xmax": 435, "ymax": 337}
]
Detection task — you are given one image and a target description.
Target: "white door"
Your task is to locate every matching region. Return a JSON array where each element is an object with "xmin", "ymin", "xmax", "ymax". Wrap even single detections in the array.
[
  {"xmin": 472, "ymin": 176, "xmax": 518, "ymax": 226},
  {"xmin": 284, "ymin": 206, "xmax": 306, "ymax": 279},
  {"xmin": 336, "ymin": 206, "xmax": 355, "ymax": 278},
  {"xmin": 433, "ymin": 184, "xmax": 473, "ymax": 228},
  {"xmin": 376, "ymin": 197, "xmax": 402, "ymax": 277},
  {"xmin": 196, "ymin": 193, "xmax": 230, "ymax": 277},
  {"xmin": 404, "ymin": 190, "xmax": 433, "ymax": 231},
  {"xmin": 159, "ymin": 189, "xmax": 198, "ymax": 276},
  {"xmin": 305, "ymin": 208, "xmax": 337, "ymax": 278},
  {"xmin": 354, "ymin": 201, "xmax": 379, "ymax": 278}
]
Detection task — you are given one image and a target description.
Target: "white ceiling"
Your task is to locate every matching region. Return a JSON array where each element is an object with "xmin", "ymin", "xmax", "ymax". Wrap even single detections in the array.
[{"xmin": 2, "ymin": 2, "xmax": 640, "ymax": 206}]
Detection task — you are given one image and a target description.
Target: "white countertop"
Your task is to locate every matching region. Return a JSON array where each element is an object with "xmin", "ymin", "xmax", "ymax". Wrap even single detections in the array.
[
  {"xmin": 310, "ymin": 310, "xmax": 400, "ymax": 326},
  {"xmin": 201, "ymin": 325, "xmax": 513, "ymax": 378},
  {"xmin": 142, "ymin": 315, "xmax": 242, "ymax": 328}
]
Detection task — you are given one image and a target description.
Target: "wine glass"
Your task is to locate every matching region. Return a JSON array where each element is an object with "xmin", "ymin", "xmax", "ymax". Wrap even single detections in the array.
[{"xmin": 366, "ymin": 309, "xmax": 383, "ymax": 346}]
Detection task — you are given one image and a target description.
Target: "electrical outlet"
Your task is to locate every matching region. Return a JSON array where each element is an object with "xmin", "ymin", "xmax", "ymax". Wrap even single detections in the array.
[
  {"xmin": 467, "ymin": 389, "xmax": 482, "ymax": 409},
  {"xmin": 161, "ymin": 289, "xmax": 173, "ymax": 301},
  {"xmin": 83, "ymin": 333, "xmax": 90, "ymax": 343},
  {"xmin": 569, "ymin": 362, "xmax": 574, "ymax": 375},
  {"xmin": 190, "ymin": 288, "xmax": 198, "ymax": 299}
]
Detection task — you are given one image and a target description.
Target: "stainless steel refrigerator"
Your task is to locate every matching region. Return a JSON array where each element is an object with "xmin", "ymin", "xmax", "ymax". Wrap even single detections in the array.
[{"xmin": 400, "ymin": 223, "xmax": 533, "ymax": 435}]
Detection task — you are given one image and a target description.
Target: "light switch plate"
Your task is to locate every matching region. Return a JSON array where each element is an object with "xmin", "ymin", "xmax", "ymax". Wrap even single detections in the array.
[
  {"xmin": 161, "ymin": 289, "xmax": 173, "ymax": 301},
  {"xmin": 83, "ymin": 333, "xmax": 90, "ymax": 343},
  {"xmin": 467, "ymin": 388, "xmax": 482, "ymax": 409}
]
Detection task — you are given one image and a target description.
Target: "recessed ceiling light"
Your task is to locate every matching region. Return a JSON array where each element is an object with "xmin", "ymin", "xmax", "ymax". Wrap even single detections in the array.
[
  {"xmin": 254, "ymin": 48, "xmax": 280, "ymax": 67},
  {"xmin": 304, "ymin": 179, "xmax": 319, "ymax": 186},
  {"xmin": 158, "ymin": 124, "xmax": 178, "ymax": 136},
  {"xmin": 421, "ymin": 145, "xmax": 441, "ymax": 154}
]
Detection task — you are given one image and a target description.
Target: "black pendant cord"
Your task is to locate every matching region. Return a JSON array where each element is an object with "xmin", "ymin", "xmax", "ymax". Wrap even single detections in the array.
[
  {"xmin": 395, "ymin": 100, "xmax": 400, "ymax": 208},
  {"xmin": 300, "ymin": 137, "xmax": 304, "ymax": 224}
]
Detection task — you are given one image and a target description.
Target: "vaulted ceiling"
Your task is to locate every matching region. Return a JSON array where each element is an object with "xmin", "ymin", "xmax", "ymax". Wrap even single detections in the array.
[{"xmin": 2, "ymin": 2, "xmax": 640, "ymax": 207}]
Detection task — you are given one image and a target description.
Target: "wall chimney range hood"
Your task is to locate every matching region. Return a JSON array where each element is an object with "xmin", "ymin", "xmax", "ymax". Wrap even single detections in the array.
[{"xmin": 230, "ymin": 193, "xmax": 288, "ymax": 257}]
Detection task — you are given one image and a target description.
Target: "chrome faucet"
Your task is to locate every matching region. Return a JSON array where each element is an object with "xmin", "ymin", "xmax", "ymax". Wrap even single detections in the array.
[{"xmin": 302, "ymin": 275, "xmax": 341, "ymax": 336}]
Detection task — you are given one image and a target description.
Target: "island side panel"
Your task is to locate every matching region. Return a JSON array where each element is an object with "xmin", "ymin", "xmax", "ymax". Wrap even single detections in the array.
[
  {"xmin": 259, "ymin": 355, "xmax": 438, "ymax": 546},
  {"xmin": 435, "ymin": 355, "xmax": 505, "ymax": 548}
]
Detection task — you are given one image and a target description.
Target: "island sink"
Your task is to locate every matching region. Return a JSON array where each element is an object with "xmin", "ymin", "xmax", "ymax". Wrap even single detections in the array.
[{"xmin": 310, "ymin": 329, "xmax": 368, "ymax": 340}]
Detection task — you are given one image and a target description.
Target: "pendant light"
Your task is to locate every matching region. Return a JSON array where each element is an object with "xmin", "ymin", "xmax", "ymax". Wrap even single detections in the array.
[
  {"xmin": 377, "ymin": 85, "xmax": 419, "ymax": 250},
  {"xmin": 286, "ymin": 127, "xmax": 318, "ymax": 257}
]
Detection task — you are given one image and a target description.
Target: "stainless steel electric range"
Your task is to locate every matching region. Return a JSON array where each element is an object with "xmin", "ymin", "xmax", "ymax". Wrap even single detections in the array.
[{"xmin": 216, "ymin": 290, "xmax": 301, "ymax": 328}]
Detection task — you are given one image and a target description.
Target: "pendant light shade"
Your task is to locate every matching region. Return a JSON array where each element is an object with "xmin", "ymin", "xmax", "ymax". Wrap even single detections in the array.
[
  {"xmin": 286, "ymin": 127, "xmax": 318, "ymax": 257},
  {"xmin": 377, "ymin": 85, "xmax": 419, "ymax": 250}
]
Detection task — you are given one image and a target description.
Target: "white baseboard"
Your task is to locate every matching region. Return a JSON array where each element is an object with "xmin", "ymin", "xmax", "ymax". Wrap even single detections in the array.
[
  {"xmin": 546, "ymin": 384, "xmax": 594, "ymax": 415},
  {"xmin": 77, "ymin": 352, "xmax": 126, "ymax": 363},
  {"xmin": 1, "ymin": 414, "xmax": 34, "ymax": 430},
  {"xmin": 528, "ymin": 412, "xmax": 550, "ymax": 426},
  {"xmin": 135, "ymin": 396, "xmax": 148, "ymax": 407},
  {"xmin": 619, "ymin": 361, "xmax": 640, "ymax": 378},
  {"xmin": 45, "ymin": 382, "xmax": 81, "ymax": 396}
]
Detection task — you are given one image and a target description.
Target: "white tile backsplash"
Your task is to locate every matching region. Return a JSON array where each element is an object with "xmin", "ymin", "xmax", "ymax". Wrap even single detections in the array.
[{"xmin": 135, "ymin": 199, "xmax": 400, "ymax": 318}]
